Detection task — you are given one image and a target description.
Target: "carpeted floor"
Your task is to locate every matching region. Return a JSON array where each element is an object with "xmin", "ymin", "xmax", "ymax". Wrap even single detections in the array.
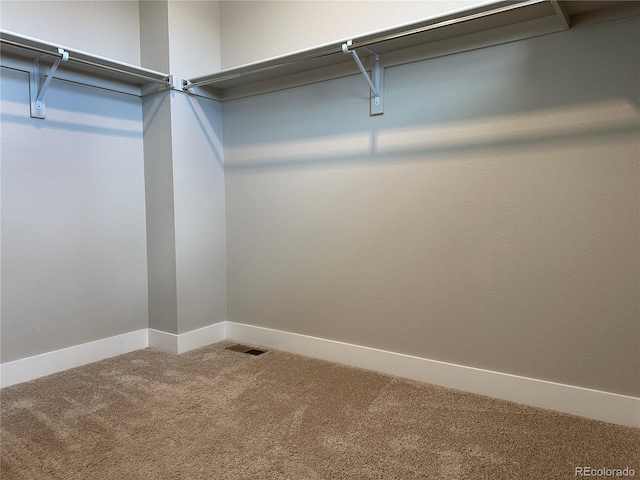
[{"xmin": 1, "ymin": 341, "xmax": 638, "ymax": 479}]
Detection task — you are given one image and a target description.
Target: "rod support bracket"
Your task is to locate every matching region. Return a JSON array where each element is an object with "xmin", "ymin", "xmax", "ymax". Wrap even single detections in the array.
[
  {"xmin": 30, "ymin": 48, "xmax": 68, "ymax": 119},
  {"xmin": 342, "ymin": 40, "xmax": 383, "ymax": 116},
  {"xmin": 182, "ymin": 78, "xmax": 193, "ymax": 91}
]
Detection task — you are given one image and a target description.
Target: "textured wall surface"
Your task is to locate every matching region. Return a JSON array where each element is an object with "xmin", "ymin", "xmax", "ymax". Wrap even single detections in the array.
[
  {"xmin": 224, "ymin": 17, "xmax": 640, "ymax": 396},
  {"xmin": 167, "ymin": 0, "xmax": 221, "ymax": 79},
  {"xmin": 171, "ymin": 92, "xmax": 227, "ymax": 334},
  {"xmin": 0, "ymin": 1, "xmax": 142, "ymax": 65},
  {"xmin": 219, "ymin": 0, "xmax": 481, "ymax": 68},
  {"xmin": 1, "ymin": 69, "xmax": 148, "ymax": 362},
  {"xmin": 140, "ymin": 1, "xmax": 227, "ymax": 336},
  {"xmin": 142, "ymin": 91, "xmax": 178, "ymax": 334},
  {"xmin": 1, "ymin": 1, "xmax": 638, "ymax": 399}
]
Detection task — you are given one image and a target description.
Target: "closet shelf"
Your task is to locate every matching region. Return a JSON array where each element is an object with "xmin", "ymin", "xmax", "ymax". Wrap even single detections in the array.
[
  {"xmin": 0, "ymin": 30, "xmax": 171, "ymax": 91},
  {"xmin": 183, "ymin": 0, "xmax": 560, "ymax": 93},
  {"xmin": 182, "ymin": 0, "xmax": 638, "ymax": 103}
]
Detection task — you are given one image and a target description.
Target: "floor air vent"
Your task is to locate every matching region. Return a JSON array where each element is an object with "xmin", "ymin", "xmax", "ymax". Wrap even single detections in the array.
[{"xmin": 225, "ymin": 344, "xmax": 267, "ymax": 356}]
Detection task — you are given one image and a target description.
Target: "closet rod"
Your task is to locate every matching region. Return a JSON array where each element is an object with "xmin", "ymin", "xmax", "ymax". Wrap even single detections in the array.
[
  {"xmin": 1, "ymin": 38, "xmax": 64, "ymax": 58},
  {"xmin": 65, "ymin": 56, "xmax": 170, "ymax": 85},
  {"xmin": 1, "ymin": 38, "xmax": 170, "ymax": 85}
]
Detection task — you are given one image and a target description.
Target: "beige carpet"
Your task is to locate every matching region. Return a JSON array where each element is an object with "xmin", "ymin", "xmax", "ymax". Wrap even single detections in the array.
[{"xmin": 1, "ymin": 341, "xmax": 638, "ymax": 479}]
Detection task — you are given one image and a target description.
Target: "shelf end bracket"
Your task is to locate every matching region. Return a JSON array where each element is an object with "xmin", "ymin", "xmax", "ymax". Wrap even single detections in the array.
[
  {"xmin": 182, "ymin": 78, "xmax": 193, "ymax": 91},
  {"xmin": 30, "ymin": 48, "xmax": 69, "ymax": 119},
  {"xmin": 342, "ymin": 40, "xmax": 383, "ymax": 116}
]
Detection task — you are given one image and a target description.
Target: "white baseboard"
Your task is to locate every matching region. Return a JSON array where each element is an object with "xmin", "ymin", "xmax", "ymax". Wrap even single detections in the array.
[
  {"xmin": 226, "ymin": 322, "xmax": 640, "ymax": 428},
  {"xmin": 1, "ymin": 322, "xmax": 226, "ymax": 387},
  {"xmin": 148, "ymin": 322, "xmax": 226, "ymax": 355},
  {"xmin": 147, "ymin": 328, "xmax": 178, "ymax": 354},
  {"xmin": 0, "ymin": 329, "xmax": 148, "ymax": 388},
  {"xmin": 4, "ymin": 321, "xmax": 637, "ymax": 428}
]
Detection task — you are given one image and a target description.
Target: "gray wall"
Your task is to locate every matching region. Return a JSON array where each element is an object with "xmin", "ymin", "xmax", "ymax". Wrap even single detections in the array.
[
  {"xmin": 140, "ymin": 0, "xmax": 226, "ymax": 336},
  {"xmin": 141, "ymin": 91, "xmax": 177, "ymax": 334},
  {"xmin": 219, "ymin": 0, "xmax": 479, "ymax": 68},
  {"xmin": 1, "ymin": 0, "xmax": 226, "ymax": 361},
  {"xmin": 0, "ymin": 1, "xmax": 142, "ymax": 65},
  {"xmin": 141, "ymin": 89, "xmax": 226, "ymax": 336},
  {"xmin": 1, "ymin": 0, "xmax": 148, "ymax": 363},
  {"xmin": 170, "ymin": 92, "xmax": 227, "ymax": 334},
  {"xmin": 166, "ymin": 1, "xmax": 226, "ymax": 334},
  {"xmin": 167, "ymin": 0, "xmax": 221, "ymax": 78},
  {"xmin": 1, "ymin": 1, "xmax": 638, "ymax": 399},
  {"xmin": 224, "ymin": 17, "xmax": 640, "ymax": 396},
  {"xmin": 0, "ymin": 69, "xmax": 148, "ymax": 362}
]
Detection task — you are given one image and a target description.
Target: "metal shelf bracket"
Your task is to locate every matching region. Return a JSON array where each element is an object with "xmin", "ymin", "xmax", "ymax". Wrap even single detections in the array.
[
  {"xmin": 181, "ymin": 78, "xmax": 195, "ymax": 92},
  {"xmin": 30, "ymin": 48, "xmax": 69, "ymax": 119},
  {"xmin": 342, "ymin": 40, "xmax": 383, "ymax": 116}
]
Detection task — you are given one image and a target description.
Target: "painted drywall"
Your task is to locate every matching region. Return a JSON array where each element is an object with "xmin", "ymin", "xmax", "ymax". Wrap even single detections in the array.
[
  {"xmin": 167, "ymin": 0, "xmax": 221, "ymax": 79},
  {"xmin": 139, "ymin": 0, "xmax": 221, "ymax": 78},
  {"xmin": 139, "ymin": 1, "xmax": 178, "ymax": 334},
  {"xmin": 0, "ymin": 68, "xmax": 148, "ymax": 363},
  {"xmin": 141, "ymin": 91, "xmax": 178, "ymax": 334},
  {"xmin": 165, "ymin": 1, "xmax": 227, "ymax": 334},
  {"xmin": 219, "ymin": 0, "xmax": 482, "ymax": 68},
  {"xmin": 0, "ymin": 1, "xmax": 141, "ymax": 66},
  {"xmin": 170, "ymin": 92, "xmax": 227, "ymax": 335},
  {"xmin": 224, "ymin": 16, "xmax": 640, "ymax": 397},
  {"xmin": 140, "ymin": 0, "xmax": 227, "ymax": 336},
  {"xmin": 140, "ymin": 89, "xmax": 228, "ymax": 336},
  {"xmin": 139, "ymin": 0, "xmax": 171, "ymax": 72}
]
